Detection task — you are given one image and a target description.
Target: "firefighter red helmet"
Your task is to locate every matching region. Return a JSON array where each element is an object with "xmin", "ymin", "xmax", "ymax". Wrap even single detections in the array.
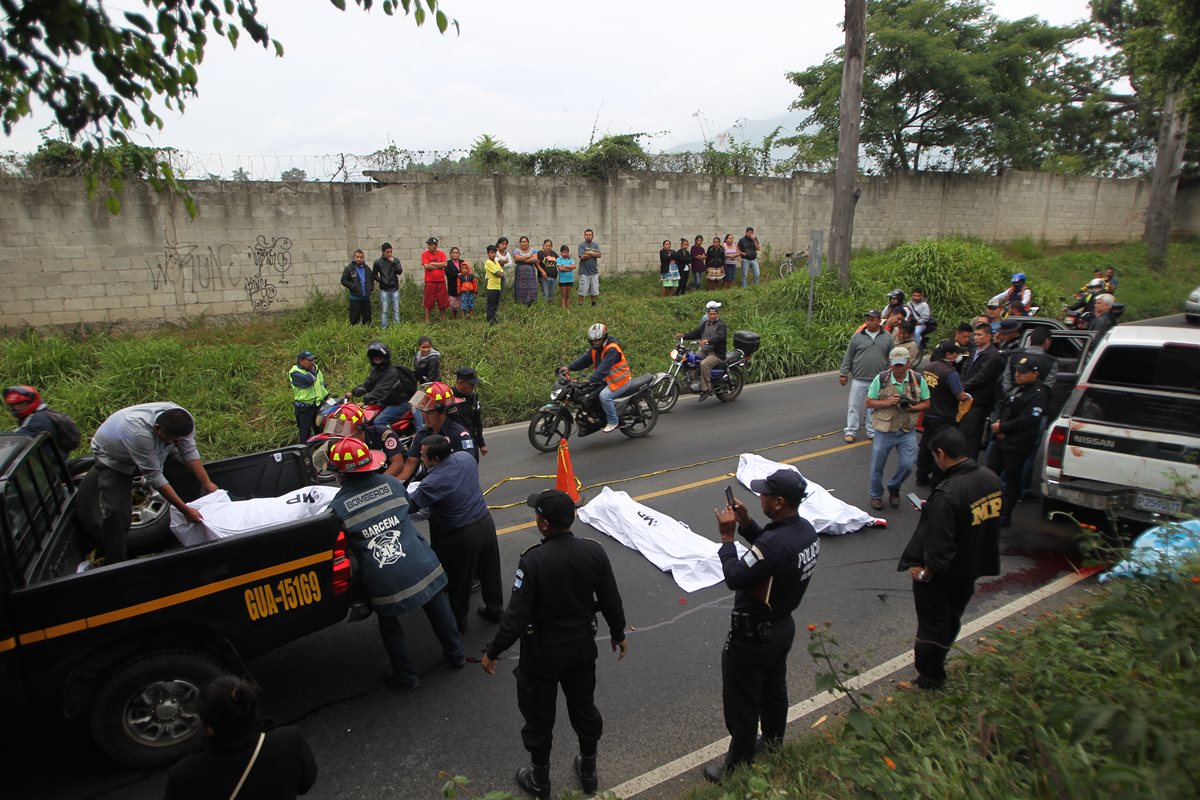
[
  {"xmin": 416, "ymin": 381, "xmax": 461, "ymax": 412},
  {"xmin": 326, "ymin": 436, "xmax": 386, "ymax": 473}
]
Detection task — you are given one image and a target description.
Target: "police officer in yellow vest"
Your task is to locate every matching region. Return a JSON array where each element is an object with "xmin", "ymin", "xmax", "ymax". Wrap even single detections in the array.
[
  {"xmin": 565, "ymin": 323, "xmax": 630, "ymax": 433},
  {"xmin": 865, "ymin": 346, "xmax": 930, "ymax": 510},
  {"xmin": 289, "ymin": 351, "xmax": 329, "ymax": 443}
]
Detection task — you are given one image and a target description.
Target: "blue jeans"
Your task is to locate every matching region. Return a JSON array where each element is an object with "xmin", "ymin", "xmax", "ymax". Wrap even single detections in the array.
[
  {"xmin": 741, "ymin": 259, "xmax": 760, "ymax": 287},
  {"xmin": 540, "ymin": 277, "xmax": 557, "ymax": 302},
  {"xmin": 379, "ymin": 290, "xmax": 400, "ymax": 327},
  {"xmin": 844, "ymin": 379, "xmax": 875, "ymax": 438},
  {"xmin": 870, "ymin": 429, "xmax": 918, "ymax": 498},
  {"xmin": 374, "ymin": 402, "xmax": 410, "ymax": 431},
  {"xmin": 377, "ymin": 590, "xmax": 464, "ymax": 684},
  {"xmin": 599, "ymin": 386, "xmax": 618, "ymax": 426}
]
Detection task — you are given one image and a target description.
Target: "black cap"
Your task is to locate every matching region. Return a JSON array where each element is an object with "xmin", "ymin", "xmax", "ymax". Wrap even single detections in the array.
[
  {"xmin": 749, "ymin": 469, "xmax": 809, "ymax": 506},
  {"xmin": 1014, "ymin": 357, "xmax": 1041, "ymax": 373},
  {"xmin": 527, "ymin": 490, "xmax": 576, "ymax": 528},
  {"xmin": 998, "ymin": 319, "xmax": 1021, "ymax": 332},
  {"xmin": 426, "ymin": 237, "xmax": 439, "ymax": 244},
  {"xmin": 296, "ymin": 351, "xmax": 315, "ymax": 362},
  {"xmin": 864, "ymin": 309, "xmax": 882, "ymax": 318},
  {"xmin": 932, "ymin": 342, "xmax": 961, "ymax": 360},
  {"xmin": 456, "ymin": 366, "xmax": 479, "ymax": 385}
]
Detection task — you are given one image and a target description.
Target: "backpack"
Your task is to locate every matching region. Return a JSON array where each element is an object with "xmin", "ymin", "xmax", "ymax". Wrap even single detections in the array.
[
  {"xmin": 392, "ymin": 365, "xmax": 418, "ymax": 402},
  {"xmin": 42, "ymin": 408, "xmax": 82, "ymax": 454}
]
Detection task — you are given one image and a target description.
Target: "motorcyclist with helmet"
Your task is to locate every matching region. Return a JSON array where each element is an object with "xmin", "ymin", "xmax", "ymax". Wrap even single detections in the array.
[
  {"xmin": 4, "ymin": 385, "xmax": 79, "ymax": 456},
  {"xmin": 989, "ymin": 273, "xmax": 1032, "ymax": 313},
  {"xmin": 313, "ymin": 400, "xmax": 407, "ymax": 473},
  {"xmin": 676, "ymin": 302, "xmax": 728, "ymax": 402},
  {"xmin": 565, "ymin": 323, "xmax": 632, "ymax": 431},
  {"xmin": 884, "ymin": 289, "xmax": 909, "ymax": 322},
  {"xmin": 390, "ymin": 381, "xmax": 477, "ymax": 481},
  {"xmin": 348, "ymin": 341, "xmax": 418, "ymax": 431},
  {"xmin": 1065, "ymin": 277, "xmax": 1106, "ymax": 314}
]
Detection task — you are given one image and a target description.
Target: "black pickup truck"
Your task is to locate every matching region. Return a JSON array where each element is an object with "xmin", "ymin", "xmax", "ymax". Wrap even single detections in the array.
[{"xmin": 0, "ymin": 431, "xmax": 356, "ymax": 767}]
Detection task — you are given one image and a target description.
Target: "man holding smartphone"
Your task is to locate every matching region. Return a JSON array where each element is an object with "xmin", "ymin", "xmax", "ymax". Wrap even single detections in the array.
[{"xmin": 704, "ymin": 471, "xmax": 820, "ymax": 783}]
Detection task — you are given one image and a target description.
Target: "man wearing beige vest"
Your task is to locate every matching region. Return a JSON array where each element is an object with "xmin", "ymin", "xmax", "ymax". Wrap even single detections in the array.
[{"xmin": 865, "ymin": 347, "xmax": 930, "ymax": 510}]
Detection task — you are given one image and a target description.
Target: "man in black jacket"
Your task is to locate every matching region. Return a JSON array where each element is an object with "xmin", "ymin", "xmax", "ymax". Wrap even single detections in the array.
[
  {"xmin": 482, "ymin": 490, "xmax": 627, "ymax": 799},
  {"xmin": 339, "ymin": 249, "xmax": 375, "ymax": 325},
  {"xmin": 678, "ymin": 301, "xmax": 728, "ymax": 401},
  {"xmin": 348, "ymin": 341, "xmax": 416, "ymax": 431},
  {"xmin": 916, "ymin": 343, "xmax": 970, "ymax": 487},
  {"xmin": 705, "ymin": 470, "xmax": 820, "ymax": 783},
  {"xmin": 987, "ymin": 358, "xmax": 1050, "ymax": 526},
  {"xmin": 958, "ymin": 324, "xmax": 1005, "ymax": 459},
  {"xmin": 372, "ymin": 242, "xmax": 403, "ymax": 329},
  {"xmin": 451, "ymin": 367, "xmax": 488, "ymax": 456},
  {"xmin": 897, "ymin": 428, "xmax": 1002, "ymax": 691}
]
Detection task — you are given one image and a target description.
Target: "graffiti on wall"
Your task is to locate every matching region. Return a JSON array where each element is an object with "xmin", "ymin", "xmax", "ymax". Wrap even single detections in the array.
[{"xmin": 147, "ymin": 235, "xmax": 293, "ymax": 311}]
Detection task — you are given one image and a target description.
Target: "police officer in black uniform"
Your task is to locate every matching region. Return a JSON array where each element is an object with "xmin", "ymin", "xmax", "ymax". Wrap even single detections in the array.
[
  {"xmin": 704, "ymin": 470, "xmax": 820, "ymax": 783},
  {"xmin": 482, "ymin": 490, "xmax": 627, "ymax": 799},
  {"xmin": 897, "ymin": 428, "xmax": 1002, "ymax": 690},
  {"xmin": 987, "ymin": 357, "xmax": 1050, "ymax": 527},
  {"xmin": 916, "ymin": 342, "xmax": 971, "ymax": 487}
]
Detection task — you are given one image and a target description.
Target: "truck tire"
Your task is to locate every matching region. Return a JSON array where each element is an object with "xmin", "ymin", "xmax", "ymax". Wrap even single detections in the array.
[
  {"xmin": 89, "ymin": 650, "xmax": 228, "ymax": 768},
  {"xmin": 72, "ymin": 464, "xmax": 174, "ymax": 556}
]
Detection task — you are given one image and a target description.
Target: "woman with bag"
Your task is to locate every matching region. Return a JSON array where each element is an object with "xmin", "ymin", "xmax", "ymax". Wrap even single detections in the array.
[
  {"xmin": 659, "ymin": 239, "xmax": 680, "ymax": 297},
  {"xmin": 164, "ymin": 675, "xmax": 317, "ymax": 800}
]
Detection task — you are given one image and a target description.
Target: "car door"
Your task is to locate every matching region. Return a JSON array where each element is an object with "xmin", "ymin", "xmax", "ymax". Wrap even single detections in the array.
[{"xmin": 1033, "ymin": 330, "xmax": 1095, "ymax": 415}]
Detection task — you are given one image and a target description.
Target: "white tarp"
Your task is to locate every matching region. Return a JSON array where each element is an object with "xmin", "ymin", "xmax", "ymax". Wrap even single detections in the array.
[
  {"xmin": 577, "ymin": 486, "xmax": 745, "ymax": 593},
  {"xmin": 735, "ymin": 453, "xmax": 881, "ymax": 535},
  {"xmin": 170, "ymin": 486, "xmax": 340, "ymax": 546}
]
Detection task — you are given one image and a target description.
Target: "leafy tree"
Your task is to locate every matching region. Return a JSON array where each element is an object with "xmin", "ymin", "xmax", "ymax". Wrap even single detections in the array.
[
  {"xmin": 0, "ymin": 0, "xmax": 456, "ymax": 213},
  {"xmin": 279, "ymin": 167, "xmax": 308, "ymax": 182},
  {"xmin": 785, "ymin": 0, "xmax": 1145, "ymax": 175},
  {"xmin": 468, "ymin": 134, "xmax": 516, "ymax": 174},
  {"xmin": 229, "ymin": 167, "xmax": 251, "ymax": 181}
]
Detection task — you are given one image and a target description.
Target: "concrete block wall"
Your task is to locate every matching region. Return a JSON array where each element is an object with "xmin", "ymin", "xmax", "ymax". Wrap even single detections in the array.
[{"xmin": 1, "ymin": 170, "xmax": 1197, "ymax": 329}]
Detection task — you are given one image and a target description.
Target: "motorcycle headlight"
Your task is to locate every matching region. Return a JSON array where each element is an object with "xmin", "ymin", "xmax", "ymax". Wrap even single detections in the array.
[
  {"xmin": 550, "ymin": 385, "xmax": 566, "ymax": 401},
  {"xmin": 669, "ymin": 348, "xmax": 679, "ymax": 360}
]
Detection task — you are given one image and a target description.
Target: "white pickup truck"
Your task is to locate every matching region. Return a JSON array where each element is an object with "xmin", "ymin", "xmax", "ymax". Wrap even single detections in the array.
[{"xmin": 1040, "ymin": 326, "xmax": 1200, "ymax": 539}]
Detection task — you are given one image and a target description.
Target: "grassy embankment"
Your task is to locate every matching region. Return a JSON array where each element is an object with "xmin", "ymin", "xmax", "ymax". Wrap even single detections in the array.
[{"xmin": 1, "ymin": 238, "xmax": 1197, "ymax": 459}]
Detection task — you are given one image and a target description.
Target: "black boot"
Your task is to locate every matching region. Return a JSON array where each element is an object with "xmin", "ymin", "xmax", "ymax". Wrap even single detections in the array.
[
  {"xmin": 575, "ymin": 753, "xmax": 598, "ymax": 794},
  {"xmin": 515, "ymin": 763, "xmax": 550, "ymax": 799}
]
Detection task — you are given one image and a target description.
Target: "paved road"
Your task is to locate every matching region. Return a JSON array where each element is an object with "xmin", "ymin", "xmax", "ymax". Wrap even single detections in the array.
[{"xmin": 10, "ymin": 371, "xmax": 1084, "ymax": 800}]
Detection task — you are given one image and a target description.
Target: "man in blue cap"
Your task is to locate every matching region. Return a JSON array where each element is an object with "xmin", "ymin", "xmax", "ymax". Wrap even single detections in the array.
[
  {"xmin": 705, "ymin": 469, "xmax": 820, "ymax": 783},
  {"xmin": 289, "ymin": 351, "xmax": 329, "ymax": 443}
]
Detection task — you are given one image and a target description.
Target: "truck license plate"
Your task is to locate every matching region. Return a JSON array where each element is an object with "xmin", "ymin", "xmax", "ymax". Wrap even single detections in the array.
[{"xmin": 1133, "ymin": 493, "xmax": 1183, "ymax": 515}]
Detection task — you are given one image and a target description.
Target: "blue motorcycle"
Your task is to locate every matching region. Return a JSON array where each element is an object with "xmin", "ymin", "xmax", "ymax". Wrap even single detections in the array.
[{"xmin": 650, "ymin": 332, "xmax": 758, "ymax": 412}]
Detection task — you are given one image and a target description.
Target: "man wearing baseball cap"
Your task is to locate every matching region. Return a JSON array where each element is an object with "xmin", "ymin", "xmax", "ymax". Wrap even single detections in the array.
[
  {"xmin": 915, "ymin": 342, "xmax": 971, "ymax": 487},
  {"xmin": 705, "ymin": 470, "xmax": 819, "ymax": 782},
  {"xmin": 986, "ymin": 356, "xmax": 1049, "ymax": 527},
  {"xmin": 677, "ymin": 300, "xmax": 728, "ymax": 401},
  {"xmin": 864, "ymin": 346, "xmax": 930, "ymax": 510},
  {"xmin": 482, "ymin": 489, "xmax": 628, "ymax": 798},
  {"xmin": 421, "ymin": 237, "xmax": 450, "ymax": 324},
  {"xmin": 839, "ymin": 309, "xmax": 894, "ymax": 443},
  {"xmin": 451, "ymin": 367, "xmax": 488, "ymax": 457},
  {"xmin": 288, "ymin": 350, "xmax": 329, "ymax": 443}
]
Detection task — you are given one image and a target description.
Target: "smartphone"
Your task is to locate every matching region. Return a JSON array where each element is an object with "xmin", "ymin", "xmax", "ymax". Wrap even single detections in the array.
[
  {"xmin": 906, "ymin": 492, "xmax": 924, "ymax": 511},
  {"xmin": 725, "ymin": 485, "xmax": 735, "ymax": 507}
]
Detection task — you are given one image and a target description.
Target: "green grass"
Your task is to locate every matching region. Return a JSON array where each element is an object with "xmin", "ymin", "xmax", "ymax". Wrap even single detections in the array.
[
  {"xmin": 682, "ymin": 562, "xmax": 1200, "ymax": 800},
  {"xmin": 4, "ymin": 238, "xmax": 1199, "ymax": 459}
]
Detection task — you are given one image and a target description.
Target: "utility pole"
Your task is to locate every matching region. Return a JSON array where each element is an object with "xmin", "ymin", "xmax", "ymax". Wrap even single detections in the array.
[{"xmin": 828, "ymin": 0, "xmax": 866, "ymax": 287}]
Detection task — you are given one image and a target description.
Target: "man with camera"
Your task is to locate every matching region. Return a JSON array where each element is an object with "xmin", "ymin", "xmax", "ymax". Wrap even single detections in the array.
[
  {"xmin": 865, "ymin": 347, "xmax": 930, "ymax": 510},
  {"xmin": 704, "ymin": 471, "xmax": 820, "ymax": 783}
]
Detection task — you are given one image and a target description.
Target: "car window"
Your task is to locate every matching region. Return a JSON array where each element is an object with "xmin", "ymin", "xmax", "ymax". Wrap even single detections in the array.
[
  {"xmin": 1089, "ymin": 345, "xmax": 1200, "ymax": 393},
  {"xmin": 1047, "ymin": 337, "xmax": 1084, "ymax": 359},
  {"xmin": 1074, "ymin": 386, "xmax": 1200, "ymax": 436}
]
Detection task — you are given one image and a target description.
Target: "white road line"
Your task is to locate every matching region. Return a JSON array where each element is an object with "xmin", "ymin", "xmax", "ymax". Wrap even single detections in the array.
[{"xmin": 608, "ymin": 568, "xmax": 1096, "ymax": 799}]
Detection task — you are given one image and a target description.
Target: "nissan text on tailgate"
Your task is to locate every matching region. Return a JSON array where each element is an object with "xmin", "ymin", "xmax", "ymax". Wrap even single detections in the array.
[{"xmin": 1042, "ymin": 326, "xmax": 1200, "ymax": 537}]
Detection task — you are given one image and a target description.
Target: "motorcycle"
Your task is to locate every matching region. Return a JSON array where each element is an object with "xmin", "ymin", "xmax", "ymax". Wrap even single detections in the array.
[
  {"xmin": 528, "ymin": 372, "xmax": 659, "ymax": 452},
  {"xmin": 1059, "ymin": 295, "xmax": 1094, "ymax": 330},
  {"xmin": 650, "ymin": 330, "xmax": 759, "ymax": 412}
]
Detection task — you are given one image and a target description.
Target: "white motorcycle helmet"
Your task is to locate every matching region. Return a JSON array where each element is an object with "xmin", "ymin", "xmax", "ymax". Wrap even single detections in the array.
[{"xmin": 587, "ymin": 323, "xmax": 608, "ymax": 343}]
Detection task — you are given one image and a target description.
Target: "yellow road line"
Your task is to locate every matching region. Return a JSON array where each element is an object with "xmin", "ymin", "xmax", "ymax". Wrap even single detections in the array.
[{"xmin": 495, "ymin": 439, "xmax": 870, "ymax": 536}]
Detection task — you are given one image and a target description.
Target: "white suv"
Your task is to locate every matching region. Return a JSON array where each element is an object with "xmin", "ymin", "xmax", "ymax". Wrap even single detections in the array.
[{"xmin": 1041, "ymin": 326, "xmax": 1200, "ymax": 538}]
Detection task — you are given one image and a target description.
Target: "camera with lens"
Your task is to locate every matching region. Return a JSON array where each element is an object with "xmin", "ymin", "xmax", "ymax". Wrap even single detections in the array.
[{"xmin": 898, "ymin": 397, "xmax": 914, "ymax": 410}]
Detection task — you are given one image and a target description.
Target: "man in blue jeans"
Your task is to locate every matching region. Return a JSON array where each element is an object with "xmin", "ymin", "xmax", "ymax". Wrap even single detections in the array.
[
  {"xmin": 565, "ymin": 323, "xmax": 630, "ymax": 433},
  {"xmin": 865, "ymin": 347, "xmax": 930, "ymax": 510},
  {"xmin": 737, "ymin": 226, "xmax": 760, "ymax": 288}
]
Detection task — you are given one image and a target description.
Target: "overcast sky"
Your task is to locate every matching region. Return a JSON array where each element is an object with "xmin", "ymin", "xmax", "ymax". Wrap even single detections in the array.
[{"xmin": 3, "ymin": 0, "xmax": 1097, "ymax": 168}]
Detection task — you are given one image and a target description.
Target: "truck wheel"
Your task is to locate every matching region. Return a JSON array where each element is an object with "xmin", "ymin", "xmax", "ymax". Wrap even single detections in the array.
[
  {"xmin": 126, "ymin": 475, "xmax": 174, "ymax": 556},
  {"xmin": 90, "ymin": 650, "xmax": 228, "ymax": 768}
]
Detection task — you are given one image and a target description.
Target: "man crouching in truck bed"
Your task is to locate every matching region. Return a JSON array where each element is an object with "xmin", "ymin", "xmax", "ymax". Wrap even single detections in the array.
[{"xmin": 79, "ymin": 403, "xmax": 218, "ymax": 564}]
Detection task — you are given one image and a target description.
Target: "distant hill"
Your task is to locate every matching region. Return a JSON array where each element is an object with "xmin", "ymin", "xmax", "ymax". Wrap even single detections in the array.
[{"xmin": 660, "ymin": 110, "xmax": 808, "ymax": 154}]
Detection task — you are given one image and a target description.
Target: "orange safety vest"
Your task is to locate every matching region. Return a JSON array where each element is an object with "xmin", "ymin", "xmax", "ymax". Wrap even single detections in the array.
[{"xmin": 592, "ymin": 340, "xmax": 631, "ymax": 391}]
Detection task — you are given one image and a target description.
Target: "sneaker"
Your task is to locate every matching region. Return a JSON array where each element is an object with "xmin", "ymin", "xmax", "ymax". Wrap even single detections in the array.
[
  {"xmin": 602, "ymin": 422, "xmax": 618, "ymax": 433},
  {"xmin": 870, "ymin": 497, "xmax": 884, "ymax": 511},
  {"xmin": 697, "ymin": 390, "xmax": 711, "ymax": 403},
  {"xmin": 843, "ymin": 433, "xmax": 855, "ymax": 443},
  {"xmin": 383, "ymin": 671, "xmax": 420, "ymax": 690},
  {"xmin": 888, "ymin": 489, "xmax": 901, "ymax": 508},
  {"xmin": 702, "ymin": 762, "xmax": 728, "ymax": 784},
  {"xmin": 867, "ymin": 433, "xmax": 875, "ymax": 440}
]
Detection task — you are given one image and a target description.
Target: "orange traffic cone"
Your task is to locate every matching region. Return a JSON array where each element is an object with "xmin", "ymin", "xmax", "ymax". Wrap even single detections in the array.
[{"xmin": 556, "ymin": 438, "xmax": 580, "ymax": 503}]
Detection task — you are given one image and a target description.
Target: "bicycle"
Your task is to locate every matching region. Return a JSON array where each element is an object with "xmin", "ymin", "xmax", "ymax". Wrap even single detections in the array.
[{"xmin": 778, "ymin": 249, "xmax": 808, "ymax": 279}]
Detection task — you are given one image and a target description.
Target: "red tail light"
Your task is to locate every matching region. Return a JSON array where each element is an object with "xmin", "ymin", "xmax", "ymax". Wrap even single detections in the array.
[
  {"xmin": 1046, "ymin": 426, "xmax": 1067, "ymax": 470},
  {"xmin": 332, "ymin": 530, "xmax": 352, "ymax": 594}
]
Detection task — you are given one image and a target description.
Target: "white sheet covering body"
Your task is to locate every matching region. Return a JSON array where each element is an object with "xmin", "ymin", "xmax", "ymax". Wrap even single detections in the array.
[
  {"xmin": 169, "ymin": 486, "xmax": 340, "ymax": 545},
  {"xmin": 735, "ymin": 453, "xmax": 880, "ymax": 534},
  {"xmin": 577, "ymin": 486, "xmax": 744, "ymax": 592}
]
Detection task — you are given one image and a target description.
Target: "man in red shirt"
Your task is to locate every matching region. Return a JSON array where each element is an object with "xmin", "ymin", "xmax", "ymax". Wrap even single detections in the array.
[{"xmin": 422, "ymin": 237, "xmax": 450, "ymax": 323}]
